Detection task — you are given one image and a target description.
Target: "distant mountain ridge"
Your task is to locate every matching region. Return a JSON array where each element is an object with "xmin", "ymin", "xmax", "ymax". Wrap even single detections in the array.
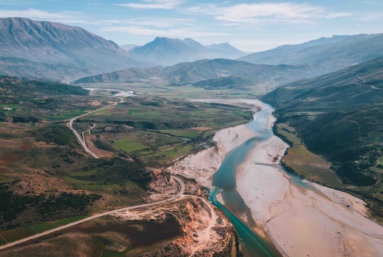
[
  {"xmin": 74, "ymin": 58, "xmax": 330, "ymax": 91},
  {"xmin": 263, "ymin": 56, "xmax": 383, "ymax": 189},
  {"xmin": 0, "ymin": 17, "xmax": 147, "ymax": 81},
  {"xmin": 262, "ymin": 56, "xmax": 383, "ymax": 111},
  {"xmin": 240, "ymin": 34, "xmax": 383, "ymax": 73},
  {"xmin": 121, "ymin": 44, "xmax": 140, "ymax": 51},
  {"xmin": 129, "ymin": 37, "xmax": 246, "ymax": 66}
]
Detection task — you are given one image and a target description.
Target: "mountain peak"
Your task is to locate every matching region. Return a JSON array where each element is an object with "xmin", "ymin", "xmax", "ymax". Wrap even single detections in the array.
[
  {"xmin": 0, "ymin": 17, "xmax": 146, "ymax": 81},
  {"xmin": 129, "ymin": 37, "xmax": 245, "ymax": 66},
  {"xmin": 207, "ymin": 43, "xmax": 244, "ymax": 56}
]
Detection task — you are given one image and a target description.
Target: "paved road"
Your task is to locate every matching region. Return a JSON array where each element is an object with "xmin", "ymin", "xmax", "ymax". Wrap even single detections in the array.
[
  {"xmin": 0, "ymin": 96, "xmax": 185, "ymax": 251},
  {"xmin": 68, "ymin": 103, "xmax": 116, "ymax": 159},
  {"xmin": 81, "ymin": 123, "xmax": 96, "ymax": 145}
]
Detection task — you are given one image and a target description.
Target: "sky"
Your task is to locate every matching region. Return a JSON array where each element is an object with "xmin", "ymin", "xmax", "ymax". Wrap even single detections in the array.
[{"xmin": 0, "ymin": 0, "xmax": 382, "ymax": 52}]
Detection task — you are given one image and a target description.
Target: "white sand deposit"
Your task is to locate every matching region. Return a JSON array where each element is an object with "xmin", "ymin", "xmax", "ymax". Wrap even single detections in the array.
[
  {"xmin": 170, "ymin": 99, "xmax": 383, "ymax": 257},
  {"xmin": 236, "ymin": 134, "xmax": 383, "ymax": 256},
  {"xmin": 168, "ymin": 115, "xmax": 257, "ymax": 190}
]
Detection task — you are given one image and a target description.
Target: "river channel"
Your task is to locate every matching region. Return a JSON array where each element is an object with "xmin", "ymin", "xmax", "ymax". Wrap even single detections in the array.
[{"xmin": 208, "ymin": 102, "xmax": 322, "ymax": 256}]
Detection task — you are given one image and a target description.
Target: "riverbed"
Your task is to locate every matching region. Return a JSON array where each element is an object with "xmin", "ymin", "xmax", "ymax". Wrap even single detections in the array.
[{"xmin": 170, "ymin": 99, "xmax": 383, "ymax": 257}]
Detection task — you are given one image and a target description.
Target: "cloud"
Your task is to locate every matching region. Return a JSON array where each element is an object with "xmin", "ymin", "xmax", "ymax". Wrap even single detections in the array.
[
  {"xmin": 359, "ymin": 12, "xmax": 383, "ymax": 21},
  {"xmin": 0, "ymin": 0, "xmax": 36, "ymax": 6},
  {"xmin": 101, "ymin": 26, "xmax": 228, "ymax": 38},
  {"xmin": 0, "ymin": 8, "xmax": 85, "ymax": 23},
  {"xmin": 102, "ymin": 18, "xmax": 193, "ymax": 28},
  {"xmin": 118, "ymin": 0, "xmax": 184, "ymax": 9},
  {"xmin": 189, "ymin": 3, "xmax": 350, "ymax": 25}
]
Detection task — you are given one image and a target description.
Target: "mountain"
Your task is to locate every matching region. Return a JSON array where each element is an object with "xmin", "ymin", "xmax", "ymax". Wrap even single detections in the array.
[
  {"xmin": 207, "ymin": 43, "xmax": 246, "ymax": 58},
  {"xmin": 262, "ymin": 56, "xmax": 383, "ymax": 111},
  {"xmin": 0, "ymin": 76, "xmax": 89, "ymax": 97},
  {"xmin": 192, "ymin": 76, "xmax": 249, "ymax": 90},
  {"xmin": 0, "ymin": 18, "xmax": 147, "ymax": 81},
  {"xmin": 74, "ymin": 67, "xmax": 163, "ymax": 84},
  {"xmin": 121, "ymin": 44, "xmax": 139, "ymax": 51},
  {"xmin": 240, "ymin": 34, "xmax": 383, "ymax": 73},
  {"xmin": 74, "ymin": 59, "xmax": 329, "ymax": 91},
  {"xmin": 129, "ymin": 37, "xmax": 245, "ymax": 66},
  {"xmin": 263, "ymin": 56, "xmax": 383, "ymax": 189}
]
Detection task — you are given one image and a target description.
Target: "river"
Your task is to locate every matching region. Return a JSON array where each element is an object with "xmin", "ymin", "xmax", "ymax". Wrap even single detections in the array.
[{"xmin": 208, "ymin": 102, "xmax": 322, "ymax": 256}]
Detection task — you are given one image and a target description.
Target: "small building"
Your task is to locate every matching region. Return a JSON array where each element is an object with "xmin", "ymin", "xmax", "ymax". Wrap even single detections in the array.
[{"xmin": 3, "ymin": 108, "xmax": 12, "ymax": 111}]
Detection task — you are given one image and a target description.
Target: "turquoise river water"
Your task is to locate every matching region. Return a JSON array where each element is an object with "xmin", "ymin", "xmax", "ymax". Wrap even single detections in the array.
[{"xmin": 208, "ymin": 102, "xmax": 321, "ymax": 256}]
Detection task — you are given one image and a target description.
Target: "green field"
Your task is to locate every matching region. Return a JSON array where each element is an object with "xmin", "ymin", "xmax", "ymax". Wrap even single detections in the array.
[
  {"xmin": 128, "ymin": 110, "xmax": 162, "ymax": 119},
  {"xmin": 148, "ymin": 144, "xmax": 194, "ymax": 163},
  {"xmin": 92, "ymin": 108, "xmax": 113, "ymax": 116},
  {"xmin": 115, "ymin": 139, "xmax": 148, "ymax": 153},
  {"xmin": 77, "ymin": 83, "xmax": 261, "ymax": 99},
  {"xmin": 46, "ymin": 110, "xmax": 89, "ymax": 120},
  {"xmin": 0, "ymin": 236, "xmax": 7, "ymax": 245},
  {"xmin": 277, "ymin": 123, "xmax": 344, "ymax": 187},
  {"xmin": 101, "ymin": 247, "xmax": 132, "ymax": 257},
  {"xmin": 0, "ymin": 104, "xmax": 21, "ymax": 110},
  {"xmin": 0, "ymin": 216, "xmax": 86, "ymax": 244},
  {"xmin": 158, "ymin": 129, "xmax": 201, "ymax": 138},
  {"xmin": 378, "ymin": 156, "xmax": 383, "ymax": 165}
]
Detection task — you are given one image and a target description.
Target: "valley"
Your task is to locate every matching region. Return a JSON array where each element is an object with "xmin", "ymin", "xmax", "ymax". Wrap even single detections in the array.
[
  {"xmin": 0, "ymin": 78, "xmax": 248, "ymax": 256},
  {"xmin": 1, "ymin": 8, "xmax": 383, "ymax": 257}
]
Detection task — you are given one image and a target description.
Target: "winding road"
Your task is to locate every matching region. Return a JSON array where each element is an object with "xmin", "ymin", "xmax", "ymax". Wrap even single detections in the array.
[{"xmin": 0, "ymin": 95, "xmax": 185, "ymax": 251}]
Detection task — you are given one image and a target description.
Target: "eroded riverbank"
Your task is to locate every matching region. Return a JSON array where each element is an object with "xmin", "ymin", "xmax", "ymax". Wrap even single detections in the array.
[{"xmin": 169, "ymin": 99, "xmax": 383, "ymax": 257}]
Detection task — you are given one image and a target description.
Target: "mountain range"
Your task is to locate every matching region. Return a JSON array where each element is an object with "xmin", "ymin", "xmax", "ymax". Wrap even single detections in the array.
[
  {"xmin": 263, "ymin": 56, "xmax": 383, "ymax": 111},
  {"xmin": 74, "ymin": 58, "xmax": 330, "ymax": 91},
  {"xmin": 128, "ymin": 37, "xmax": 246, "ymax": 66},
  {"xmin": 1, "ymin": 17, "xmax": 383, "ymax": 87},
  {"xmin": 263, "ymin": 55, "xmax": 383, "ymax": 189},
  {"xmin": 121, "ymin": 44, "xmax": 140, "ymax": 51},
  {"xmin": 0, "ymin": 18, "xmax": 146, "ymax": 81},
  {"xmin": 240, "ymin": 34, "xmax": 383, "ymax": 73}
]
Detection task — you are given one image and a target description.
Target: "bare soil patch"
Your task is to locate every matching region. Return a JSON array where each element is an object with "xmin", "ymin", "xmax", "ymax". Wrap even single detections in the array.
[
  {"xmin": 18, "ymin": 144, "xmax": 31, "ymax": 151},
  {"xmin": 0, "ymin": 155, "xmax": 24, "ymax": 164},
  {"xmin": 84, "ymin": 134, "xmax": 113, "ymax": 158}
]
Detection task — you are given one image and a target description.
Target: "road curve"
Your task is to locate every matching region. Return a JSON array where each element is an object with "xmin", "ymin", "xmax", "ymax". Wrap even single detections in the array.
[
  {"xmin": 68, "ymin": 103, "xmax": 116, "ymax": 159},
  {"xmin": 0, "ymin": 95, "xmax": 186, "ymax": 251},
  {"xmin": 0, "ymin": 176, "xmax": 184, "ymax": 251},
  {"xmin": 82, "ymin": 123, "xmax": 96, "ymax": 145}
]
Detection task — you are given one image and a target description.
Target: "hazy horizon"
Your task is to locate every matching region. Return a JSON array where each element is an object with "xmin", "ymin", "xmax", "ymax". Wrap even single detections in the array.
[{"xmin": 0, "ymin": 0, "xmax": 382, "ymax": 52}]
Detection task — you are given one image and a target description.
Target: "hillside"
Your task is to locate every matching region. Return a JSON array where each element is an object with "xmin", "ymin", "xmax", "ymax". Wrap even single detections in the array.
[
  {"xmin": 263, "ymin": 56, "xmax": 383, "ymax": 111},
  {"xmin": 0, "ymin": 18, "xmax": 147, "ymax": 81},
  {"xmin": 263, "ymin": 57, "xmax": 383, "ymax": 217},
  {"xmin": 192, "ymin": 76, "xmax": 249, "ymax": 90},
  {"xmin": 0, "ymin": 77, "xmax": 89, "ymax": 96},
  {"xmin": 74, "ymin": 67, "xmax": 163, "ymax": 84},
  {"xmin": 74, "ymin": 59, "xmax": 329, "ymax": 92},
  {"xmin": 121, "ymin": 44, "xmax": 139, "ymax": 51},
  {"xmin": 129, "ymin": 37, "xmax": 245, "ymax": 66},
  {"xmin": 207, "ymin": 43, "xmax": 245, "ymax": 57},
  {"xmin": 240, "ymin": 34, "xmax": 383, "ymax": 73}
]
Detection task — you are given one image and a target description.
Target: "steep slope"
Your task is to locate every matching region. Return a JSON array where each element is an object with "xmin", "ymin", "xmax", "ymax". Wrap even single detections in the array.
[
  {"xmin": 121, "ymin": 44, "xmax": 139, "ymax": 51},
  {"xmin": 74, "ymin": 67, "xmax": 163, "ymax": 84},
  {"xmin": 0, "ymin": 18, "xmax": 146, "ymax": 81},
  {"xmin": 207, "ymin": 43, "xmax": 246, "ymax": 58},
  {"xmin": 162, "ymin": 59, "xmax": 328, "ymax": 87},
  {"xmin": 129, "ymin": 37, "xmax": 245, "ymax": 66},
  {"xmin": 239, "ymin": 35, "xmax": 349, "ymax": 65},
  {"xmin": 263, "ymin": 57, "xmax": 383, "ymax": 211},
  {"xmin": 74, "ymin": 59, "xmax": 328, "ymax": 91},
  {"xmin": 0, "ymin": 76, "xmax": 89, "ymax": 96},
  {"xmin": 240, "ymin": 34, "xmax": 383, "ymax": 72},
  {"xmin": 263, "ymin": 56, "xmax": 383, "ymax": 111},
  {"xmin": 192, "ymin": 76, "xmax": 249, "ymax": 90}
]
